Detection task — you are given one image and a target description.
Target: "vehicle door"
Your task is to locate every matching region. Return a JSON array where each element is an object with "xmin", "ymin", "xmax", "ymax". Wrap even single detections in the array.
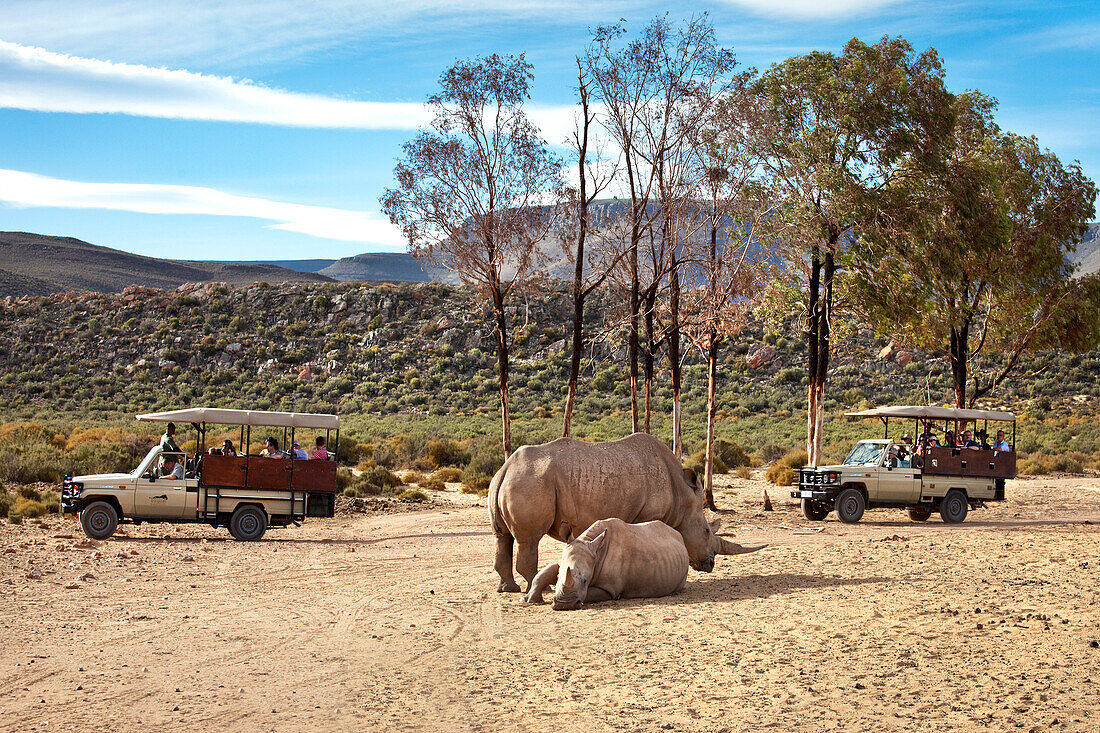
[
  {"xmin": 134, "ymin": 451, "xmax": 190, "ymax": 519},
  {"xmin": 873, "ymin": 445, "xmax": 920, "ymax": 504}
]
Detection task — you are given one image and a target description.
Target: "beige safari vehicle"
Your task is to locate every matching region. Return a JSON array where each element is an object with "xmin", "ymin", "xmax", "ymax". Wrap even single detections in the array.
[
  {"xmin": 791, "ymin": 406, "xmax": 1016, "ymax": 524},
  {"xmin": 61, "ymin": 408, "xmax": 340, "ymax": 541}
]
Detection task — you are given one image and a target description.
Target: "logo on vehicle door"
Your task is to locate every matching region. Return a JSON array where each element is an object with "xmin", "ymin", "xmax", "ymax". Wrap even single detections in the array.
[{"xmin": 152, "ymin": 494, "xmax": 168, "ymax": 502}]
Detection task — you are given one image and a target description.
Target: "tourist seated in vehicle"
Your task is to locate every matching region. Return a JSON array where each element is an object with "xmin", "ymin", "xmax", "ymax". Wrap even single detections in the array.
[
  {"xmin": 993, "ymin": 430, "xmax": 1011, "ymax": 452},
  {"xmin": 291, "ymin": 440, "xmax": 308, "ymax": 460},
  {"xmin": 944, "ymin": 431, "xmax": 956, "ymax": 449},
  {"xmin": 208, "ymin": 446, "xmax": 223, "ymax": 455},
  {"xmin": 222, "ymin": 439, "xmax": 238, "ymax": 456},
  {"xmin": 311, "ymin": 436, "xmax": 329, "ymax": 460},
  {"xmin": 961, "ymin": 430, "xmax": 980, "ymax": 450},
  {"xmin": 160, "ymin": 455, "xmax": 185, "ymax": 479},
  {"xmin": 976, "ymin": 429, "xmax": 991, "ymax": 450},
  {"xmin": 260, "ymin": 437, "xmax": 284, "ymax": 458}
]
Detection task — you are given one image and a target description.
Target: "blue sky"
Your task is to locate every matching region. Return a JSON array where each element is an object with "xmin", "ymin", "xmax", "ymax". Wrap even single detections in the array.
[{"xmin": 0, "ymin": 0, "xmax": 1096, "ymax": 261}]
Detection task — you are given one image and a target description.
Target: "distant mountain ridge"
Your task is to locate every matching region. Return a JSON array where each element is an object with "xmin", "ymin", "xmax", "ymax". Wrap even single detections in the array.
[
  {"xmin": 0, "ymin": 232, "xmax": 334, "ymax": 297},
  {"xmin": 1070, "ymin": 222, "xmax": 1100, "ymax": 277}
]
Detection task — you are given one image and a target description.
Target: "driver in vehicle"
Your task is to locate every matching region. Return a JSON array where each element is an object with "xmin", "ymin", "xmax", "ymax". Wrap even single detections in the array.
[{"xmin": 160, "ymin": 455, "xmax": 185, "ymax": 479}]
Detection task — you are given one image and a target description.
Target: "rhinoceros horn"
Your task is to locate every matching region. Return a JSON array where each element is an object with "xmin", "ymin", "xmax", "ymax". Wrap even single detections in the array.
[{"xmin": 718, "ymin": 537, "xmax": 766, "ymax": 555}]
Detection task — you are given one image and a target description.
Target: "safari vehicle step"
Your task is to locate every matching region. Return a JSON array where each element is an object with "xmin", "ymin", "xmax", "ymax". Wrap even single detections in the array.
[
  {"xmin": 791, "ymin": 405, "xmax": 1016, "ymax": 525},
  {"xmin": 62, "ymin": 407, "xmax": 340, "ymax": 541}
]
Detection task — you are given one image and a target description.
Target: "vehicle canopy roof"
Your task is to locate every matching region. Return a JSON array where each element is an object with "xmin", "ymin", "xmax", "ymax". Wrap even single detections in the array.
[
  {"xmin": 136, "ymin": 408, "xmax": 339, "ymax": 430},
  {"xmin": 845, "ymin": 405, "xmax": 1015, "ymax": 422}
]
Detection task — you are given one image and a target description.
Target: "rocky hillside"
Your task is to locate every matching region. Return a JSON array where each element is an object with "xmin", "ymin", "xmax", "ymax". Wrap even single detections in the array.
[
  {"xmin": 1, "ymin": 280, "xmax": 1097, "ymax": 426},
  {"xmin": 0, "ymin": 232, "xmax": 334, "ymax": 297}
]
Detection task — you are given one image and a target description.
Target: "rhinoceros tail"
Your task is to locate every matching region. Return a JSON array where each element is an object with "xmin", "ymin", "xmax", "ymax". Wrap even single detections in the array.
[{"xmin": 488, "ymin": 460, "xmax": 509, "ymax": 537}]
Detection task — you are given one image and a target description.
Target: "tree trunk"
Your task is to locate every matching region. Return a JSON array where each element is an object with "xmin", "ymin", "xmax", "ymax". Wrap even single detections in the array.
[
  {"xmin": 805, "ymin": 254, "xmax": 822, "ymax": 466},
  {"xmin": 492, "ymin": 286, "xmax": 512, "ymax": 456},
  {"xmin": 668, "ymin": 215, "xmax": 683, "ymax": 457},
  {"xmin": 949, "ymin": 322, "xmax": 969, "ymax": 408},
  {"xmin": 806, "ymin": 248, "xmax": 835, "ymax": 466},
  {"xmin": 703, "ymin": 331, "xmax": 719, "ymax": 511},
  {"xmin": 643, "ymin": 291, "xmax": 656, "ymax": 433},
  {"xmin": 563, "ymin": 79, "xmax": 591, "ymax": 439},
  {"xmin": 629, "ymin": 218, "xmax": 641, "ymax": 434}
]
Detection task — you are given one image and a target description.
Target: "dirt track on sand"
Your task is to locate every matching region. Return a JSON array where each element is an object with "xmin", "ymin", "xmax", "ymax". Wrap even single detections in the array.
[{"xmin": 2, "ymin": 475, "xmax": 1099, "ymax": 732}]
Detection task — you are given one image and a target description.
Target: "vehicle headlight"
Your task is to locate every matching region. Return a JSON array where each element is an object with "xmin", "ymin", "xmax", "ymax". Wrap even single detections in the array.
[{"xmin": 826, "ymin": 472, "xmax": 839, "ymax": 484}]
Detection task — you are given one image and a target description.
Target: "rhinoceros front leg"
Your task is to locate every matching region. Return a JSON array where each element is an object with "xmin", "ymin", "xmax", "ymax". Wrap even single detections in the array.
[
  {"xmin": 495, "ymin": 533, "xmax": 521, "ymax": 593},
  {"xmin": 523, "ymin": 563, "xmax": 559, "ymax": 604}
]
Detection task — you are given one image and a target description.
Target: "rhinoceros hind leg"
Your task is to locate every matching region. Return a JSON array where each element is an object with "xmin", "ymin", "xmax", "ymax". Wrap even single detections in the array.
[
  {"xmin": 495, "ymin": 533, "xmax": 521, "ymax": 593},
  {"xmin": 515, "ymin": 539, "xmax": 541, "ymax": 592}
]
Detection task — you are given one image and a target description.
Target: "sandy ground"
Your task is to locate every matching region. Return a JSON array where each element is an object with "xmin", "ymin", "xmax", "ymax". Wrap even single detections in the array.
[{"xmin": 1, "ymin": 474, "xmax": 1099, "ymax": 732}]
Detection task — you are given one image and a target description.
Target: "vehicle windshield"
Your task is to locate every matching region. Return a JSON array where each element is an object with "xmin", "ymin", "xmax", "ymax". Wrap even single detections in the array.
[
  {"xmin": 843, "ymin": 443, "xmax": 886, "ymax": 466},
  {"xmin": 132, "ymin": 446, "xmax": 161, "ymax": 477}
]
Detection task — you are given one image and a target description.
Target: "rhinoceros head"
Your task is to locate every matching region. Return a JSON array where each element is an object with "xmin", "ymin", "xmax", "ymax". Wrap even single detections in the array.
[
  {"xmin": 679, "ymin": 474, "xmax": 765, "ymax": 571},
  {"xmin": 551, "ymin": 530, "xmax": 608, "ymax": 611}
]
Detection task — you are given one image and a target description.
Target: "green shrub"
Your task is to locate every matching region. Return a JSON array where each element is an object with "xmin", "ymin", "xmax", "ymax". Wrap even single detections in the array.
[
  {"xmin": 18, "ymin": 485, "xmax": 41, "ymax": 500},
  {"xmin": 465, "ymin": 443, "xmax": 505, "ymax": 478},
  {"xmin": 758, "ymin": 444, "xmax": 786, "ymax": 463},
  {"xmin": 687, "ymin": 450, "xmax": 728, "ymax": 475},
  {"xmin": 361, "ymin": 464, "xmax": 401, "ymax": 491},
  {"xmin": 734, "ymin": 465, "xmax": 752, "ymax": 479},
  {"xmin": 343, "ymin": 486, "xmax": 359, "ymax": 498},
  {"xmin": 0, "ymin": 486, "xmax": 11, "ymax": 516},
  {"xmin": 714, "ymin": 439, "xmax": 750, "ymax": 469},
  {"xmin": 765, "ymin": 449, "xmax": 807, "ymax": 486},
  {"xmin": 7, "ymin": 510, "xmax": 21, "ymax": 525},
  {"xmin": 335, "ymin": 467, "xmax": 354, "ymax": 491},
  {"xmin": 425, "ymin": 439, "xmax": 468, "ymax": 469},
  {"xmin": 399, "ymin": 489, "xmax": 428, "ymax": 501},
  {"xmin": 419, "ymin": 474, "xmax": 446, "ymax": 492},
  {"xmin": 434, "ymin": 467, "xmax": 463, "ymax": 483},
  {"xmin": 461, "ymin": 474, "xmax": 492, "ymax": 497}
]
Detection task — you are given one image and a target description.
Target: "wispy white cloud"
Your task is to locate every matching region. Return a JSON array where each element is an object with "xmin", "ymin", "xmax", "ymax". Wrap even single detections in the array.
[
  {"xmin": 0, "ymin": 40, "xmax": 578, "ymax": 138},
  {"xmin": 0, "ymin": 1, "xmax": 627, "ymax": 67},
  {"xmin": 717, "ymin": 0, "xmax": 903, "ymax": 20},
  {"xmin": 0, "ymin": 168, "xmax": 406, "ymax": 245}
]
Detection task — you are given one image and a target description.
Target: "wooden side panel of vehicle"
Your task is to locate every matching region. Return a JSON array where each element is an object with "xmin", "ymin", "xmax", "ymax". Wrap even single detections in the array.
[
  {"xmin": 290, "ymin": 460, "xmax": 337, "ymax": 492},
  {"xmin": 200, "ymin": 454, "xmax": 247, "ymax": 488},
  {"xmin": 246, "ymin": 458, "xmax": 292, "ymax": 490},
  {"xmin": 923, "ymin": 447, "xmax": 1016, "ymax": 479}
]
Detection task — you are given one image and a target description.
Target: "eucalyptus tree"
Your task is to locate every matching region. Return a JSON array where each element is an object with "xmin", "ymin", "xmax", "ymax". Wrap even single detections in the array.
[
  {"xmin": 854, "ymin": 92, "xmax": 1100, "ymax": 408},
  {"xmin": 584, "ymin": 15, "xmax": 734, "ymax": 437},
  {"xmin": 747, "ymin": 37, "xmax": 955, "ymax": 465},
  {"xmin": 380, "ymin": 54, "xmax": 564, "ymax": 455}
]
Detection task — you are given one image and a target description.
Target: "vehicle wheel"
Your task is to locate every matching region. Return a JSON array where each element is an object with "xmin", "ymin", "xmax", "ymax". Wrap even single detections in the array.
[
  {"xmin": 939, "ymin": 490, "xmax": 968, "ymax": 524},
  {"xmin": 801, "ymin": 499, "xmax": 830, "ymax": 521},
  {"xmin": 906, "ymin": 507, "xmax": 932, "ymax": 522},
  {"xmin": 80, "ymin": 501, "xmax": 119, "ymax": 540},
  {"xmin": 229, "ymin": 505, "xmax": 268, "ymax": 541},
  {"xmin": 835, "ymin": 488, "xmax": 866, "ymax": 524}
]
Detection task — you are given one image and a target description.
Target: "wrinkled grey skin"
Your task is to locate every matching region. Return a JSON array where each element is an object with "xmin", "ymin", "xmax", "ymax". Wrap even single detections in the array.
[
  {"xmin": 489, "ymin": 433, "xmax": 765, "ymax": 593},
  {"xmin": 523, "ymin": 518, "xmax": 691, "ymax": 610}
]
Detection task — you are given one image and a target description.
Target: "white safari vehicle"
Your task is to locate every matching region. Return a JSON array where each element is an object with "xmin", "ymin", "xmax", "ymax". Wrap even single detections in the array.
[
  {"xmin": 61, "ymin": 408, "xmax": 340, "ymax": 541},
  {"xmin": 791, "ymin": 406, "xmax": 1016, "ymax": 524}
]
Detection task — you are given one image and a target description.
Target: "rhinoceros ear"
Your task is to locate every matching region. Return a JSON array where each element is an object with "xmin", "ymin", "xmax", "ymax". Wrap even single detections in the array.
[
  {"xmin": 563, "ymin": 524, "xmax": 575, "ymax": 543},
  {"xmin": 709, "ymin": 517, "xmax": 722, "ymax": 534},
  {"xmin": 588, "ymin": 530, "xmax": 608, "ymax": 561}
]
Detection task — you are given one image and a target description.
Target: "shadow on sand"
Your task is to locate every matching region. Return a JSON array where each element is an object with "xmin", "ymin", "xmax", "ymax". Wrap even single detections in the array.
[{"xmin": 112, "ymin": 529, "xmax": 495, "ymax": 546}]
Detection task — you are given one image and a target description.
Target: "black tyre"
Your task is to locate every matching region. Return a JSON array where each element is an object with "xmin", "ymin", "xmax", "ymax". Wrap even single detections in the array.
[
  {"xmin": 939, "ymin": 490, "xmax": 968, "ymax": 524},
  {"xmin": 229, "ymin": 505, "xmax": 268, "ymax": 541},
  {"xmin": 80, "ymin": 501, "xmax": 119, "ymax": 540},
  {"xmin": 835, "ymin": 487, "xmax": 866, "ymax": 524},
  {"xmin": 801, "ymin": 499, "xmax": 830, "ymax": 521},
  {"xmin": 906, "ymin": 507, "xmax": 932, "ymax": 522}
]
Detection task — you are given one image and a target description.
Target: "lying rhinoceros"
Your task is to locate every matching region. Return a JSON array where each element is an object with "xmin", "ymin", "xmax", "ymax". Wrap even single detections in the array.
[
  {"xmin": 524, "ymin": 518, "xmax": 690, "ymax": 610},
  {"xmin": 489, "ymin": 433, "xmax": 764, "ymax": 593}
]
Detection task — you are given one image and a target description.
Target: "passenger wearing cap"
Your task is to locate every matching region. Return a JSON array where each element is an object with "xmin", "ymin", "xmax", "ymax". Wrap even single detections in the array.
[
  {"xmin": 292, "ymin": 440, "xmax": 308, "ymax": 460},
  {"xmin": 260, "ymin": 436, "xmax": 284, "ymax": 458}
]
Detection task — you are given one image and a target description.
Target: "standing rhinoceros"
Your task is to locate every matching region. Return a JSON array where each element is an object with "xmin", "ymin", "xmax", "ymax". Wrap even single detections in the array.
[
  {"xmin": 523, "ymin": 518, "xmax": 690, "ymax": 610},
  {"xmin": 489, "ymin": 433, "xmax": 763, "ymax": 593}
]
